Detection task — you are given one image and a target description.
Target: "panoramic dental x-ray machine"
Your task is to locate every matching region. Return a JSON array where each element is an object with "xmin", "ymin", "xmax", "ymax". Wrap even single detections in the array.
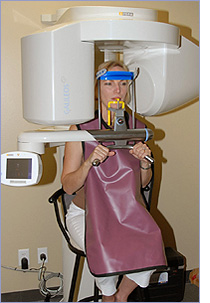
[
  {"xmin": 1, "ymin": 6, "xmax": 199, "ymax": 187},
  {"xmin": 1, "ymin": 6, "xmax": 199, "ymax": 301}
]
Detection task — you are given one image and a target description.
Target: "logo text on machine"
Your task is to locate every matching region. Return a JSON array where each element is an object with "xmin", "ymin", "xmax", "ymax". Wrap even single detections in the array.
[
  {"xmin": 119, "ymin": 12, "xmax": 134, "ymax": 17},
  {"xmin": 63, "ymin": 83, "xmax": 70, "ymax": 114}
]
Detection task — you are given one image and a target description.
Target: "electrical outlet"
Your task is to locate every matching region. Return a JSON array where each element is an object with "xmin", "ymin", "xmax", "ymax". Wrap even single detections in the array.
[
  {"xmin": 38, "ymin": 247, "xmax": 48, "ymax": 264},
  {"xmin": 18, "ymin": 249, "xmax": 30, "ymax": 267}
]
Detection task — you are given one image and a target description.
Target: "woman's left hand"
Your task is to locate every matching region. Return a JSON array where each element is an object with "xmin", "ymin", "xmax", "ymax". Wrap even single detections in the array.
[{"xmin": 129, "ymin": 142, "xmax": 151, "ymax": 161}]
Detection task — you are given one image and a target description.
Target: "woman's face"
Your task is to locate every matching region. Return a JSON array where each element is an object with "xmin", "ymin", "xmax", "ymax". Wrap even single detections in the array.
[{"xmin": 100, "ymin": 66, "xmax": 129, "ymax": 109}]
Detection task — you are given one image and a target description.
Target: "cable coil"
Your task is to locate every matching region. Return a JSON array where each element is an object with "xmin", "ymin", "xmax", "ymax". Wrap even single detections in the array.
[
  {"xmin": 39, "ymin": 271, "xmax": 63, "ymax": 298},
  {"xmin": 38, "ymin": 259, "xmax": 63, "ymax": 298}
]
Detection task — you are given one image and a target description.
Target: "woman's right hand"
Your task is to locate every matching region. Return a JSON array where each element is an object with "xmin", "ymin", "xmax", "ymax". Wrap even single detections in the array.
[{"xmin": 87, "ymin": 144, "xmax": 115, "ymax": 166}]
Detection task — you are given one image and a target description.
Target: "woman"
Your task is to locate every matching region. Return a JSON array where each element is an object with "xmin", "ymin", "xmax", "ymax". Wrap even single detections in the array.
[{"xmin": 61, "ymin": 61, "xmax": 166, "ymax": 302}]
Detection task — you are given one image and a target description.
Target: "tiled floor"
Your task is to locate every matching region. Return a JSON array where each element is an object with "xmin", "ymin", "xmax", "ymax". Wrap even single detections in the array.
[
  {"xmin": 1, "ymin": 289, "xmax": 62, "ymax": 302},
  {"xmin": 1, "ymin": 281, "xmax": 199, "ymax": 302},
  {"xmin": 182, "ymin": 283, "xmax": 199, "ymax": 302}
]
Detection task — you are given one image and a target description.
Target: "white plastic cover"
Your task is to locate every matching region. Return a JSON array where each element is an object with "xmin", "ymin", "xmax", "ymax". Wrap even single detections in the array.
[{"xmin": 21, "ymin": 6, "xmax": 199, "ymax": 125}]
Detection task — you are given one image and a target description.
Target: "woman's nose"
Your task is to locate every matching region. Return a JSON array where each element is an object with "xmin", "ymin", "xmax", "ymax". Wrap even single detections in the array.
[{"xmin": 113, "ymin": 82, "xmax": 121, "ymax": 93}]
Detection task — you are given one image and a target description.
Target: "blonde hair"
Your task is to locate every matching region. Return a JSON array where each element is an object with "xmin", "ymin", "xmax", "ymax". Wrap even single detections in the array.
[
  {"xmin": 96, "ymin": 60, "xmax": 129, "ymax": 73},
  {"xmin": 95, "ymin": 60, "xmax": 130, "ymax": 104}
]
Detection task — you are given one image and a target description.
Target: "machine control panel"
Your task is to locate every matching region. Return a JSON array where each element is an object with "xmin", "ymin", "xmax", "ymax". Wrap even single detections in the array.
[{"xmin": 1, "ymin": 151, "xmax": 42, "ymax": 186}]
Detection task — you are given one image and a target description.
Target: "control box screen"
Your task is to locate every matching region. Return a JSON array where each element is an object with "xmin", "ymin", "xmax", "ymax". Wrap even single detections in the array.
[{"xmin": 6, "ymin": 159, "xmax": 32, "ymax": 179}]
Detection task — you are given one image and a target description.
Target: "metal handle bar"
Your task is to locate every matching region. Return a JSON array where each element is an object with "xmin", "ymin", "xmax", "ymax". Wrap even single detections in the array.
[
  {"xmin": 92, "ymin": 145, "xmax": 154, "ymax": 166},
  {"xmin": 88, "ymin": 128, "xmax": 153, "ymax": 142},
  {"xmin": 108, "ymin": 145, "xmax": 154, "ymax": 163}
]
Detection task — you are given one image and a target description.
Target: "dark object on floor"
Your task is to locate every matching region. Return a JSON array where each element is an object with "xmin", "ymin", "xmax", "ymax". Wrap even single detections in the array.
[{"xmin": 128, "ymin": 247, "xmax": 186, "ymax": 302}]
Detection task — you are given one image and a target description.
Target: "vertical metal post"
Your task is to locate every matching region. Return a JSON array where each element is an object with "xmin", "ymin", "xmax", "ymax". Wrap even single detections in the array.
[
  {"xmin": 98, "ymin": 79, "xmax": 101, "ymax": 129},
  {"xmin": 131, "ymin": 79, "xmax": 136, "ymax": 129}
]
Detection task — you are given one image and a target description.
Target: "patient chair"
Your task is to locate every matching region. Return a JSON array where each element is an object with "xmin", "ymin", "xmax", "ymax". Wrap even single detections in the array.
[
  {"xmin": 48, "ymin": 172, "xmax": 154, "ymax": 302},
  {"xmin": 49, "ymin": 188, "xmax": 101, "ymax": 302}
]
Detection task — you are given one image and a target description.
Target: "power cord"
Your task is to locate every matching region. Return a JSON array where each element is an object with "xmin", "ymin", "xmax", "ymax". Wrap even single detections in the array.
[
  {"xmin": 1, "ymin": 256, "xmax": 63, "ymax": 301},
  {"xmin": 38, "ymin": 255, "xmax": 63, "ymax": 300}
]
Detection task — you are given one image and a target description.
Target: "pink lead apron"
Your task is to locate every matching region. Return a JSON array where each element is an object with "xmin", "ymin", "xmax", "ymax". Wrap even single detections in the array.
[{"xmin": 79, "ymin": 116, "xmax": 167, "ymax": 277}]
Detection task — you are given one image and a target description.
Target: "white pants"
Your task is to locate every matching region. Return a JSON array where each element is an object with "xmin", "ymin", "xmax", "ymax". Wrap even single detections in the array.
[{"xmin": 66, "ymin": 202, "xmax": 155, "ymax": 296}]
